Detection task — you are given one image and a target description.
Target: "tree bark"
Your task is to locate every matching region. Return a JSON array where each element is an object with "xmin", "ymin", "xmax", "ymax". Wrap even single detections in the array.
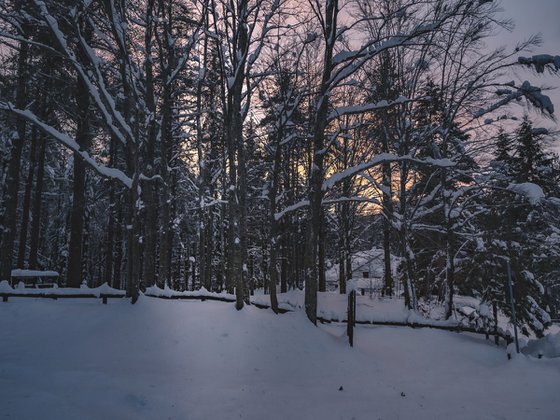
[
  {"xmin": 318, "ymin": 210, "xmax": 326, "ymax": 292},
  {"xmin": 103, "ymin": 137, "xmax": 117, "ymax": 286},
  {"xmin": 67, "ymin": 154, "xmax": 87, "ymax": 286},
  {"xmin": 16, "ymin": 125, "xmax": 38, "ymax": 268},
  {"xmin": 66, "ymin": 49, "xmax": 91, "ymax": 288},
  {"xmin": 304, "ymin": 0, "xmax": 338, "ymax": 324},
  {"xmin": 267, "ymin": 126, "xmax": 285, "ymax": 313},
  {"xmin": 141, "ymin": 0, "xmax": 158, "ymax": 289},
  {"xmin": 221, "ymin": 0, "xmax": 250, "ymax": 310},
  {"xmin": 0, "ymin": 38, "xmax": 28, "ymax": 283},
  {"xmin": 338, "ymin": 247, "xmax": 346, "ymax": 294},
  {"xmin": 113, "ymin": 192, "xmax": 124, "ymax": 289},
  {"xmin": 28, "ymin": 132, "xmax": 47, "ymax": 270},
  {"xmin": 399, "ymin": 161, "xmax": 416, "ymax": 309},
  {"xmin": 382, "ymin": 161, "xmax": 393, "ymax": 296}
]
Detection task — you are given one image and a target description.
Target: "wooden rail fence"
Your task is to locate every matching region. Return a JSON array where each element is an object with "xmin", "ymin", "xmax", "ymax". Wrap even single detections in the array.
[{"xmin": 1, "ymin": 290, "xmax": 513, "ymax": 345}]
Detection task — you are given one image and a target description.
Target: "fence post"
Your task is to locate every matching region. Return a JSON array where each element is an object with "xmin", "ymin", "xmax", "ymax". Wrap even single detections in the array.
[
  {"xmin": 493, "ymin": 301, "xmax": 499, "ymax": 346},
  {"xmin": 2, "ymin": 294, "xmax": 7, "ymax": 302},
  {"xmin": 347, "ymin": 290, "xmax": 356, "ymax": 347}
]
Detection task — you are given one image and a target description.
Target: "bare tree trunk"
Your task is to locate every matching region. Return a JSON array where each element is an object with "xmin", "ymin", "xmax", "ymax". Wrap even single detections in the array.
[
  {"xmin": 67, "ymin": 155, "xmax": 87, "ymax": 286},
  {"xmin": 66, "ymin": 45, "xmax": 91, "ymax": 288},
  {"xmin": 318, "ymin": 210, "xmax": 326, "ymax": 292},
  {"xmin": 124, "ymin": 110, "xmax": 141, "ymax": 302},
  {"xmin": 382, "ymin": 161, "xmax": 393, "ymax": 296},
  {"xmin": 268, "ymin": 237, "xmax": 279, "ymax": 313},
  {"xmin": 141, "ymin": 0, "xmax": 158, "ymax": 289},
  {"xmin": 28, "ymin": 132, "xmax": 47, "ymax": 270},
  {"xmin": 280, "ymin": 250, "xmax": 287, "ymax": 293},
  {"xmin": 338, "ymin": 247, "xmax": 346, "ymax": 294},
  {"xmin": 0, "ymin": 38, "xmax": 28, "ymax": 283},
  {"xmin": 104, "ymin": 137, "xmax": 117, "ymax": 286},
  {"xmin": 338, "ymin": 176, "xmax": 351, "ymax": 294},
  {"xmin": 399, "ymin": 162, "xmax": 416, "ymax": 309},
  {"xmin": 444, "ymin": 168, "xmax": 455, "ymax": 319},
  {"xmin": 445, "ymin": 227, "xmax": 455, "ymax": 319},
  {"xmin": 123, "ymin": 46, "xmax": 141, "ymax": 301},
  {"xmin": 16, "ymin": 125, "xmax": 38, "ymax": 268},
  {"xmin": 158, "ymin": 156, "xmax": 172, "ymax": 289},
  {"xmin": 220, "ymin": 174, "xmax": 228, "ymax": 292},
  {"xmin": 158, "ymin": 75, "xmax": 173, "ymax": 289},
  {"xmin": 113, "ymin": 193, "xmax": 123, "ymax": 289},
  {"xmin": 238, "ymin": 134, "xmax": 250, "ymax": 304},
  {"xmin": 304, "ymin": 0, "xmax": 338, "ymax": 324},
  {"xmin": 83, "ymin": 206, "xmax": 91, "ymax": 285},
  {"xmin": 267, "ymin": 126, "xmax": 286, "ymax": 312},
  {"xmin": 220, "ymin": 0, "xmax": 250, "ymax": 310},
  {"xmin": 195, "ymin": 23, "xmax": 210, "ymax": 292},
  {"xmin": 198, "ymin": 219, "xmax": 208, "ymax": 289},
  {"xmin": 345, "ymin": 252, "xmax": 351, "ymax": 293}
]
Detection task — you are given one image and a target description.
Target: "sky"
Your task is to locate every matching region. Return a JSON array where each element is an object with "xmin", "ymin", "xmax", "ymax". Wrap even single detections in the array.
[
  {"xmin": 500, "ymin": 0, "xmax": 560, "ymax": 51},
  {"xmin": 493, "ymin": 0, "xmax": 560, "ymax": 149}
]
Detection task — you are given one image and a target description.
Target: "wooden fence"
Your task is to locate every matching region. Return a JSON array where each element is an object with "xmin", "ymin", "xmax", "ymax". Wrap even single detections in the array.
[
  {"xmin": 1, "ymin": 291, "xmax": 125, "ymax": 304},
  {"xmin": 1, "ymin": 289, "xmax": 511, "ymax": 345}
]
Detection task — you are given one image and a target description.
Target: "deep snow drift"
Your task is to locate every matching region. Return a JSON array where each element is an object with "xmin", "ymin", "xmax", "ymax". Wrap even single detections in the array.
[{"xmin": 1, "ymin": 298, "xmax": 558, "ymax": 419}]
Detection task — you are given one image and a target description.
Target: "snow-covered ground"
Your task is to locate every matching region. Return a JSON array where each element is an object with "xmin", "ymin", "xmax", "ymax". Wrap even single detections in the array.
[{"xmin": 1, "ymin": 297, "xmax": 559, "ymax": 419}]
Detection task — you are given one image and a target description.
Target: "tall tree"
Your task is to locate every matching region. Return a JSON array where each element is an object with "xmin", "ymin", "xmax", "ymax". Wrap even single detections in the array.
[{"xmin": 0, "ymin": 0, "xmax": 29, "ymax": 283}]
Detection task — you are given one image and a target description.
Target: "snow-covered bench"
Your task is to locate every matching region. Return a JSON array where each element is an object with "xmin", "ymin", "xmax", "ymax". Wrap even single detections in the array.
[{"xmin": 11, "ymin": 269, "xmax": 60, "ymax": 288}]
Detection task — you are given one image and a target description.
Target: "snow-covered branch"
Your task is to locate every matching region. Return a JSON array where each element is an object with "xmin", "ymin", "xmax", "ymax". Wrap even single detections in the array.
[{"xmin": 0, "ymin": 102, "xmax": 132, "ymax": 188}]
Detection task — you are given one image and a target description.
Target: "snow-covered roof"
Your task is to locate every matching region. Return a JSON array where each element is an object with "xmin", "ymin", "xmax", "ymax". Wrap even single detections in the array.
[{"xmin": 351, "ymin": 249, "xmax": 384, "ymax": 276}]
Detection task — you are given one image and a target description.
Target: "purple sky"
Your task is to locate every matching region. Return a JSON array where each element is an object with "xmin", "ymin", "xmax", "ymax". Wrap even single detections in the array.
[
  {"xmin": 500, "ymin": 0, "xmax": 560, "ymax": 49},
  {"xmin": 494, "ymin": 0, "xmax": 560, "ymax": 146}
]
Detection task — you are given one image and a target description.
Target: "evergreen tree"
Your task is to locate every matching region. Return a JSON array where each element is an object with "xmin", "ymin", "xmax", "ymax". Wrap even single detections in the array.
[
  {"xmin": 466, "ymin": 119, "xmax": 560, "ymax": 336},
  {"xmin": 513, "ymin": 117, "xmax": 546, "ymax": 184},
  {"xmin": 492, "ymin": 128, "xmax": 515, "ymax": 180}
]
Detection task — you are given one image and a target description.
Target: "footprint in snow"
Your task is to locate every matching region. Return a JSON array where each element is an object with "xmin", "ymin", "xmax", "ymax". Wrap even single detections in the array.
[{"xmin": 124, "ymin": 394, "xmax": 149, "ymax": 410}]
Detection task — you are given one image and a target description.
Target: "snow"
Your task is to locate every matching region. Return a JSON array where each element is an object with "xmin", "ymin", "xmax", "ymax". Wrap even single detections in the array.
[
  {"xmin": 523, "ymin": 332, "xmax": 560, "ymax": 358},
  {"xmin": 474, "ymin": 80, "xmax": 555, "ymax": 118},
  {"xmin": 0, "ymin": 298, "xmax": 558, "ymax": 419},
  {"xmin": 322, "ymin": 153, "xmax": 455, "ymax": 192},
  {"xmin": 274, "ymin": 199, "xmax": 309, "ymax": 221},
  {"xmin": 254, "ymin": 290, "xmax": 472, "ymax": 329},
  {"xmin": 10, "ymin": 269, "xmax": 59, "ymax": 277},
  {"xmin": 519, "ymin": 81, "xmax": 555, "ymax": 115},
  {"xmin": 328, "ymin": 96, "xmax": 408, "ymax": 120},
  {"xmin": 518, "ymin": 54, "xmax": 560, "ymax": 73},
  {"xmin": 0, "ymin": 281, "xmax": 125, "ymax": 297},
  {"xmin": 0, "ymin": 102, "xmax": 133, "ymax": 188},
  {"xmin": 144, "ymin": 285, "xmax": 232, "ymax": 299},
  {"xmin": 332, "ymin": 49, "xmax": 357, "ymax": 65},
  {"xmin": 0, "ymin": 280, "xmax": 13, "ymax": 293},
  {"xmin": 508, "ymin": 182, "xmax": 545, "ymax": 205}
]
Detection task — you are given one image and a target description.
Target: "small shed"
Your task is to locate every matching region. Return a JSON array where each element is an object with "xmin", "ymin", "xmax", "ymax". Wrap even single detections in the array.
[{"xmin": 350, "ymin": 250, "xmax": 384, "ymax": 280}]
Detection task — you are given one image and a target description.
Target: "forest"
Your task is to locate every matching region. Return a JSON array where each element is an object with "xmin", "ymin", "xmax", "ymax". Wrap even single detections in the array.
[{"xmin": 0, "ymin": 0, "xmax": 559, "ymax": 336}]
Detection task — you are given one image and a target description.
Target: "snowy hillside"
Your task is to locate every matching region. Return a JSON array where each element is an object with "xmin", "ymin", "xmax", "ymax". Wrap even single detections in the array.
[{"xmin": 1, "ymin": 298, "xmax": 559, "ymax": 420}]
